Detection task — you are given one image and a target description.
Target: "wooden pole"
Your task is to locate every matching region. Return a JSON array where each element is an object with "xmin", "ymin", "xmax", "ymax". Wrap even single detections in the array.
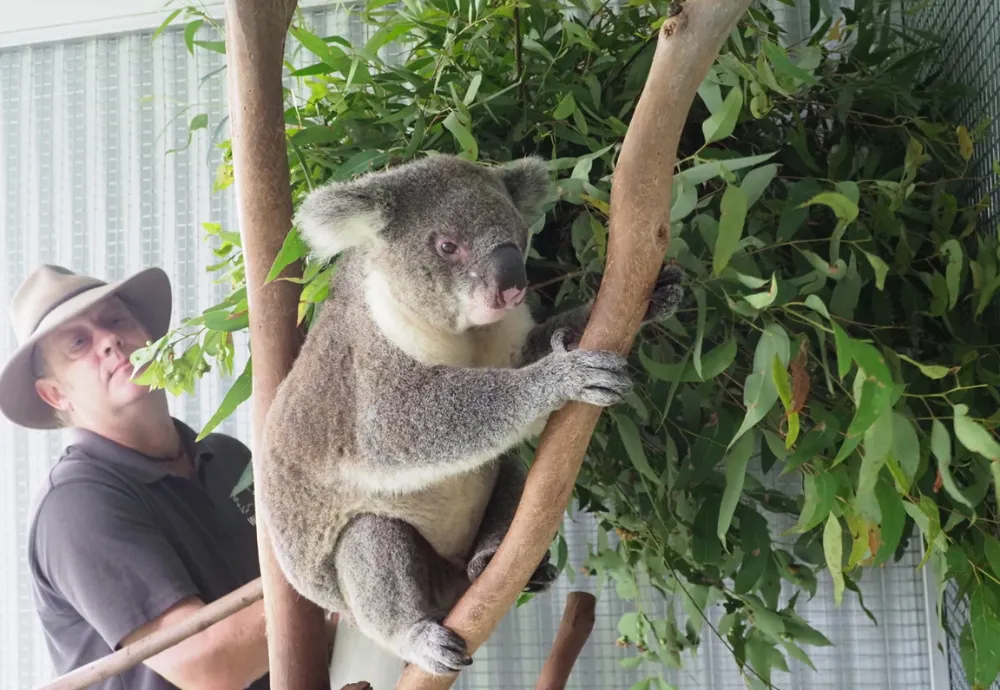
[
  {"xmin": 394, "ymin": 1, "xmax": 753, "ymax": 688},
  {"xmin": 32, "ymin": 579, "xmax": 263, "ymax": 690},
  {"xmin": 224, "ymin": 1, "xmax": 332, "ymax": 689},
  {"xmin": 534, "ymin": 592, "xmax": 596, "ymax": 690}
]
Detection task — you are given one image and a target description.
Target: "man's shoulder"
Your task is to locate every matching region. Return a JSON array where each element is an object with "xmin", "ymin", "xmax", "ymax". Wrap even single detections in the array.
[{"xmin": 30, "ymin": 449, "xmax": 134, "ymax": 522}]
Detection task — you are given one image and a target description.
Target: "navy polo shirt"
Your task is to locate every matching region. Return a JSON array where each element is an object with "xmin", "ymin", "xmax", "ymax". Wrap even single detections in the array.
[{"xmin": 26, "ymin": 419, "xmax": 269, "ymax": 690}]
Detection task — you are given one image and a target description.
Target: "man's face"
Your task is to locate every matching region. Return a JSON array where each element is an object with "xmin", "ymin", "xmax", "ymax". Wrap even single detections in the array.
[{"xmin": 33, "ymin": 296, "xmax": 153, "ymax": 425}]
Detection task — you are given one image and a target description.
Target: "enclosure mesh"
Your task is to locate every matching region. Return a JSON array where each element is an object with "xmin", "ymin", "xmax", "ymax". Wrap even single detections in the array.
[{"xmin": 905, "ymin": 0, "xmax": 1000, "ymax": 689}]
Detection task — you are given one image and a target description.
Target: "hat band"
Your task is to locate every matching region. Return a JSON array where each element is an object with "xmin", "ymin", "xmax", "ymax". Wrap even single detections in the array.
[{"xmin": 29, "ymin": 282, "xmax": 107, "ymax": 338}]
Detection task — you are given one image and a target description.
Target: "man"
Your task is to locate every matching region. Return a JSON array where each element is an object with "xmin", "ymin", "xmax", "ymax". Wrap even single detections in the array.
[{"xmin": 0, "ymin": 264, "xmax": 327, "ymax": 689}]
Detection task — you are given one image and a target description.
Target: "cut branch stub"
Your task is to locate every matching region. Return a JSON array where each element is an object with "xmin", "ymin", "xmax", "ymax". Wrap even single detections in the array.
[{"xmin": 394, "ymin": 2, "xmax": 752, "ymax": 688}]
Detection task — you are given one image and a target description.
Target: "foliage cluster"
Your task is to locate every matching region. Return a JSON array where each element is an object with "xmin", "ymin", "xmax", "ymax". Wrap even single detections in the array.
[{"xmin": 139, "ymin": 1, "xmax": 1000, "ymax": 687}]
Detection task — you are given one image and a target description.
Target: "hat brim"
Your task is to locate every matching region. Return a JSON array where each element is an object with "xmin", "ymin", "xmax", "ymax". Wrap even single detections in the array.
[{"xmin": 0, "ymin": 267, "xmax": 173, "ymax": 430}]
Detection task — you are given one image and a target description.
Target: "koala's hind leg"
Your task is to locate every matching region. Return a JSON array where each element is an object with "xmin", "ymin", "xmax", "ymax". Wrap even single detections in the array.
[
  {"xmin": 335, "ymin": 513, "xmax": 473, "ymax": 676},
  {"xmin": 465, "ymin": 452, "xmax": 559, "ymax": 593}
]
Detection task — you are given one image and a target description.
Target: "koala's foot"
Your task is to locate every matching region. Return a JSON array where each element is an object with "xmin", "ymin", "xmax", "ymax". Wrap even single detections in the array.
[
  {"xmin": 401, "ymin": 616, "xmax": 473, "ymax": 675},
  {"xmin": 644, "ymin": 263, "xmax": 686, "ymax": 323}
]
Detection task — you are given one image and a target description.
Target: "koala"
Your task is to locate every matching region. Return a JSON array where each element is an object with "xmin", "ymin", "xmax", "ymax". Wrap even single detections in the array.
[{"xmin": 256, "ymin": 154, "xmax": 685, "ymax": 676}]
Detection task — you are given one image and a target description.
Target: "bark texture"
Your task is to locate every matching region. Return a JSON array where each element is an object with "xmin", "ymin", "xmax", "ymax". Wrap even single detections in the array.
[{"xmin": 224, "ymin": 1, "xmax": 332, "ymax": 688}]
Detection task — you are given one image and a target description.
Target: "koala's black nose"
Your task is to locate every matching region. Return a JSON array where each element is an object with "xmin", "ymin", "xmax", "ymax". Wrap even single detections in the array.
[
  {"xmin": 490, "ymin": 243, "xmax": 527, "ymax": 292},
  {"xmin": 489, "ymin": 243, "xmax": 527, "ymax": 309}
]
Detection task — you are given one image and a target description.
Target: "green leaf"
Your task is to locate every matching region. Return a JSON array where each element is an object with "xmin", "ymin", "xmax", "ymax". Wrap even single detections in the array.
[
  {"xmin": 898, "ymin": 353, "xmax": 952, "ymax": 379},
  {"xmin": 718, "ymin": 429, "xmax": 756, "ymax": 543},
  {"xmin": 933, "ymin": 419, "xmax": 973, "ymax": 509},
  {"xmin": 552, "ymin": 93, "xmax": 577, "ymax": 120},
  {"xmin": 442, "ymin": 111, "xmax": 478, "ymax": 160},
  {"xmin": 941, "ymin": 239, "xmax": 964, "ymax": 310},
  {"xmin": 762, "ymin": 38, "xmax": 821, "ymax": 86},
  {"xmin": 675, "ymin": 152, "xmax": 778, "ymax": 187},
  {"xmin": 832, "ymin": 372, "xmax": 895, "ymax": 466},
  {"xmin": 887, "ymin": 412, "xmax": 921, "ymax": 493},
  {"xmin": 873, "ymin": 478, "xmax": 905, "ymax": 567},
  {"xmin": 639, "ymin": 338, "xmax": 737, "ymax": 383},
  {"xmin": 953, "ymin": 404, "xmax": 1000, "ymax": 462},
  {"xmin": 616, "ymin": 414, "xmax": 660, "ymax": 484},
  {"xmin": 198, "ymin": 358, "xmax": 252, "ymax": 441},
  {"xmin": 734, "ymin": 511, "xmax": 771, "ymax": 594},
  {"xmin": 984, "ymin": 535, "xmax": 1000, "ymax": 579},
  {"xmin": 862, "ymin": 251, "xmax": 889, "ymax": 290},
  {"xmin": 202, "ymin": 309, "xmax": 250, "ymax": 332},
  {"xmin": 230, "ymin": 459, "xmax": 255, "ymax": 498},
  {"xmin": 781, "ymin": 639, "xmax": 816, "ymax": 671},
  {"xmin": 744, "ymin": 274, "xmax": 779, "ymax": 310},
  {"xmin": 463, "ymin": 72, "xmax": 482, "ymax": 105},
  {"xmin": 692, "ymin": 286, "xmax": 707, "ymax": 380},
  {"xmin": 790, "ymin": 471, "xmax": 837, "ymax": 534},
  {"xmin": 799, "ymin": 191, "xmax": 859, "ymax": 226},
  {"xmin": 266, "ymin": 228, "xmax": 310, "ymax": 283},
  {"xmin": 713, "ymin": 184, "xmax": 748, "ymax": 277},
  {"xmin": 772, "ymin": 352, "xmax": 793, "ymax": 412},
  {"xmin": 803, "ymin": 295, "xmax": 831, "ymax": 320},
  {"xmin": 968, "ymin": 586, "xmax": 1000, "ymax": 687},
  {"xmin": 153, "ymin": 8, "xmax": 183, "ymax": 40},
  {"xmin": 731, "ymin": 324, "xmax": 791, "ymax": 448},
  {"xmin": 823, "ymin": 514, "xmax": 845, "ymax": 606},
  {"xmin": 702, "ymin": 86, "xmax": 743, "ymax": 144},
  {"xmin": 740, "ymin": 164, "xmax": 780, "ymax": 208},
  {"xmin": 832, "ymin": 322, "xmax": 853, "ymax": 380}
]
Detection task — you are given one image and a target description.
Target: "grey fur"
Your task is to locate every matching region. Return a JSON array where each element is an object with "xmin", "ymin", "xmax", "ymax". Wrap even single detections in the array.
[{"xmin": 257, "ymin": 154, "xmax": 685, "ymax": 676}]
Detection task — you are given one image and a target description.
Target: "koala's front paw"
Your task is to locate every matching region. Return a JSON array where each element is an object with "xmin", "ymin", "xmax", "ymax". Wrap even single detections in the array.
[
  {"xmin": 402, "ymin": 616, "xmax": 473, "ymax": 676},
  {"xmin": 468, "ymin": 551, "xmax": 559, "ymax": 593},
  {"xmin": 546, "ymin": 329, "xmax": 633, "ymax": 408},
  {"xmin": 644, "ymin": 263, "xmax": 686, "ymax": 323}
]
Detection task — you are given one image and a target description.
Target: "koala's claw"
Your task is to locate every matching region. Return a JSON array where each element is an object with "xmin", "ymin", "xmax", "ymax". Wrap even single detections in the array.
[
  {"xmin": 645, "ymin": 263, "xmax": 686, "ymax": 323},
  {"xmin": 403, "ymin": 616, "xmax": 473, "ymax": 676},
  {"xmin": 468, "ymin": 552, "xmax": 559, "ymax": 593},
  {"xmin": 525, "ymin": 561, "xmax": 560, "ymax": 593}
]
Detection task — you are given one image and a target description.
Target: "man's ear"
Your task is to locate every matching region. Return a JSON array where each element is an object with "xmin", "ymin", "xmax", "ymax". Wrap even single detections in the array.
[
  {"xmin": 293, "ymin": 176, "xmax": 391, "ymax": 262},
  {"xmin": 35, "ymin": 377, "xmax": 71, "ymax": 413},
  {"xmin": 493, "ymin": 156, "xmax": 554, "ymax": 221}
]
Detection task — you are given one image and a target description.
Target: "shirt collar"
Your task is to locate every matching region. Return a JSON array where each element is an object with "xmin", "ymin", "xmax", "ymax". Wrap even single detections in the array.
[{"xmin": 65, "ymin": 418, "xmax": 215, "ymax": 484}]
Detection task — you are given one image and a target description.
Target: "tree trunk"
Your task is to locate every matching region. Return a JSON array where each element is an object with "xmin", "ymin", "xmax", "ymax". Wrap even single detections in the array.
[
  {"xmin": 394, "ymin": 1, "xmax": 753, "ymax": 688},
  {"xmin": 224, "ymin": 0, "xmax": 332, "ymax": 688}
]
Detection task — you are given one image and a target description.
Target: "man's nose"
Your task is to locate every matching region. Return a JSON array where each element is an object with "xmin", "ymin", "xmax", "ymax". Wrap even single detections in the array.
[{"xmin": 96, "ymin": 328, "xmax": 124, "ymax": 354}]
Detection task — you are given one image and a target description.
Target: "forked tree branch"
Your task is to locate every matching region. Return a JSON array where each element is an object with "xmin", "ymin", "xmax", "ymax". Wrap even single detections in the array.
[
  {"xmin": 394, "ymin": 1, "xmax": 752, "ymax": 688},
  {"xmin": 224, "ymin": 0, "xmax": 332, "ymax": 688}
]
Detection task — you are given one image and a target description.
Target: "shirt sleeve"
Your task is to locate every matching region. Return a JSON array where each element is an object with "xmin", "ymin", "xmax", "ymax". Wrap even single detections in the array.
[{"xmin": 31, "ymin": 478, "xmax": 201, "ymax": 650}]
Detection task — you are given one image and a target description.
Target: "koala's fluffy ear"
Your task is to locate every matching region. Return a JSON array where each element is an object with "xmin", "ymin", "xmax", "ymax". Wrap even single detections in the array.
[
  {"xmin": 493, "ymin": 156, "xmax": 553, "ymax": 221},
  {"xmin": 293, "ymin": 178, "xmax": 389, "ymax": 261}
]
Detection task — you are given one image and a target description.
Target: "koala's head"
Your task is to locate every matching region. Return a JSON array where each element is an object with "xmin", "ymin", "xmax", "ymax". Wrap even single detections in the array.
[{"xmin": 293, "ymin": 154, "xmax": 552, "ymax": 332}]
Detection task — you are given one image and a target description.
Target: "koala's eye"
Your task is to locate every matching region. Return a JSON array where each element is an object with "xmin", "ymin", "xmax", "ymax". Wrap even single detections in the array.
[{"xmin": 437, "ymin": 240, "xmax": 459, "ymax": 256}]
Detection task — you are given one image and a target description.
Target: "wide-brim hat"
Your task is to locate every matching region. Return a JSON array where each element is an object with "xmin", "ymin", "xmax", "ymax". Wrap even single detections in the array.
[{"xmin": 0, "ymin": 264, "xmax": 172, "ymax": 430}]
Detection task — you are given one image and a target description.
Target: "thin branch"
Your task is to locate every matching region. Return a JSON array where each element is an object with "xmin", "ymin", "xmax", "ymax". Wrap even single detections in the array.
[
  {"xmin": 33, "ymin": 580, "xmax": 263, "ymax": 690},
  {"xmin": 393, "ymin": 2, "xmax": 753, "ymax": 688}
]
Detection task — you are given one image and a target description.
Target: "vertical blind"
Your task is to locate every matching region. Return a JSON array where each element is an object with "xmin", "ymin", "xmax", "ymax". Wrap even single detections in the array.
[{"xmin": 0, "ymin": 3, "xmax": 946, "ymax": 689}]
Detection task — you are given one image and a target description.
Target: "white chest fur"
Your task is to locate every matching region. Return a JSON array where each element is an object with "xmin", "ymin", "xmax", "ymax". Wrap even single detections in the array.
[{"xmin": 362, "ymin": 268, "xmax": 539, "ymax": 562}]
